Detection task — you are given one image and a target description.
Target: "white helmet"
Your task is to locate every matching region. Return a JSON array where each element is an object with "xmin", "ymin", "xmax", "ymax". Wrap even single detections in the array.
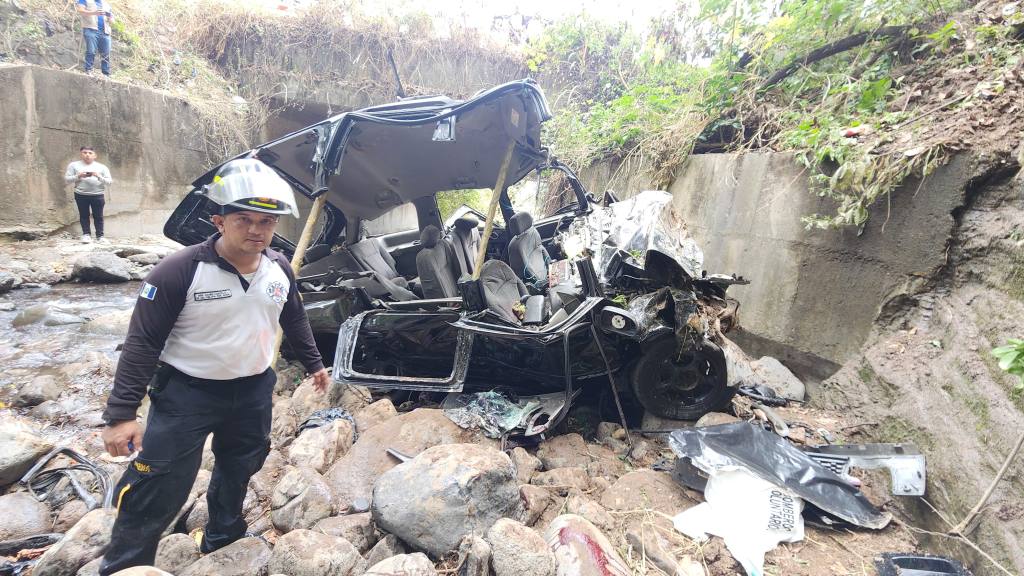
[{"xmin": 205, "ymin": 158, "xmax": 299, "ymax": 217}]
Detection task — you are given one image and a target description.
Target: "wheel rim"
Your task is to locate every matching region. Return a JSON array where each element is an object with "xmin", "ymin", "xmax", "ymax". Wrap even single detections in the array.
[{"xmin": 644, "ymin": 347, "xmax": 724, "ymax": 407}]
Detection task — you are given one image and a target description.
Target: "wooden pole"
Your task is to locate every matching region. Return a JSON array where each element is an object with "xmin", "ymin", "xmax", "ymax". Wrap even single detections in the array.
[
  {"xmin": 472, "ymin": 140, "xmax": 516, "ymax": 280},
  {"xmin": 272, "ymin": 194, "xmax": 329, "ymax": 365}
]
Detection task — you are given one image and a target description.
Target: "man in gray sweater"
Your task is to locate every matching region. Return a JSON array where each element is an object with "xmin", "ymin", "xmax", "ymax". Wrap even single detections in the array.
[{"xmin": 64, "ymin": 146, "xmax": 113, "ymax": 243}]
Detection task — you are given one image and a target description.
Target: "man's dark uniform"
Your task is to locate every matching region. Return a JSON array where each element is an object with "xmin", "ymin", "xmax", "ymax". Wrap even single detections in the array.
[{"xmin": 98, "ymin": 234, "xmax": 324, "ymax": 574}]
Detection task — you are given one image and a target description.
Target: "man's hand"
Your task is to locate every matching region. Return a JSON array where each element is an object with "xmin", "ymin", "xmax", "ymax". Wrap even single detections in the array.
[
  {"xmin": 78, "ymin": 172, "xmax": 90, "ymax": 179},
  {"xmin": 102, "ymin": 420, "xmax": 143, "ymax": 457},
  {"xmin": 311, "ymin": 369, "xmax": 330, "ymax": 393}
]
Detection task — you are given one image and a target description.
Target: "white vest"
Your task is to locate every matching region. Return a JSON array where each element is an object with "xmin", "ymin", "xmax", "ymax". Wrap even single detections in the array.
[{"xmin": 160, "ymin": 256, "xmax": 290, "ymax": 380}]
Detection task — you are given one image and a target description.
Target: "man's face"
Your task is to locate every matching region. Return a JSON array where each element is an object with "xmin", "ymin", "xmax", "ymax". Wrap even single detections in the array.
[
  {"xmin": 80, "ymin": 149, "xmax": 96, "ymax": 163},
  {"xmin": 212, "ymin": 210, "xmax": 280, "ymax": 255}
]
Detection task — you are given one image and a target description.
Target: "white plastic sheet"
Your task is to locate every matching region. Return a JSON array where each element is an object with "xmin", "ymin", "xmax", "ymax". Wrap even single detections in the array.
[{"xmin": 673, "ymin": 467, "xmax": 805, "ymax": 576}]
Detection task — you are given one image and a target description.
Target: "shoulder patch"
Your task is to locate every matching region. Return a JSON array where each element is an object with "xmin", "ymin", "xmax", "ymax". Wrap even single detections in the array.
[{"xmin": 139, "ymin": 282, "xmax": 157, "ymax": 301}]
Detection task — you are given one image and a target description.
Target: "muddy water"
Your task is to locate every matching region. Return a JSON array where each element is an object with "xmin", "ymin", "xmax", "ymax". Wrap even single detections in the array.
[{"xmin": 1, "ymin": 282, "xmax": 140, "ymax": 446}]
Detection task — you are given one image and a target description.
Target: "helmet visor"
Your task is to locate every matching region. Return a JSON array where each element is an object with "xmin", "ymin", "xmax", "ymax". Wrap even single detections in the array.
[{"xmin": 205, "ymin": 161, "xmax": 300, "ymax": 217}]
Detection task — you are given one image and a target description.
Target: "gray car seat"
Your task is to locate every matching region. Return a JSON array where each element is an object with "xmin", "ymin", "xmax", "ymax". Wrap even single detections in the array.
[
  {"xmin": 348, "ymin": 237, "xmax": 409, "ymax": 288},
  {"xmin": 416, "ymin": 225, "xmax": 462, "ymax": 298},
  {"xmin": 507, "ymin": 212, "xmax": 550, "ymax": 291},
  {"xmin": 478, "ymin": 259, "xmax": 530, "ymax": 324},
  {"xmin": 451, "ymin": 214, "xmax": 482, "ymax": 275}
]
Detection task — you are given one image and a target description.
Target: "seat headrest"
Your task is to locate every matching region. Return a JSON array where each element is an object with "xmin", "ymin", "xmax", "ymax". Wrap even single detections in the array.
[
  {"xmin": 420, "ymin": 225, "xmax": 441, "ymax": 248},
  {"xmin": 454, "ymin": 214, "xmax": 480, "ymax": 231},
  {"xmin": 508, "ymin": 212, "xmax": 533, "ymax": 237}
]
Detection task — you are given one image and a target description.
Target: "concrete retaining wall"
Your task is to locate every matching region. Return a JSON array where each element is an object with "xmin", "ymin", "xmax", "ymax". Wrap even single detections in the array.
[
  {"xmin": 0, "ymin": 65, "xmax": 209, "ymax": 238},
  {"xmin": 584, "ymin": 152, "xmax": 971, "ymax": 373}
]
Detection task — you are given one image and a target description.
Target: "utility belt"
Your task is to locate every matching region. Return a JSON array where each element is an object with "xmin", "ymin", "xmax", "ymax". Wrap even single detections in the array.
[{"xmin": 151, "ymin": 362, "xmax": 271, "ymax": 391}]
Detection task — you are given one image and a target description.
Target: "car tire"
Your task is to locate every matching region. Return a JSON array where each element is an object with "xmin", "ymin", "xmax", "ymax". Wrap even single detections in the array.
[{"xmin": 629, "ymin": 336, "xmax": 734, "ymax": 421}]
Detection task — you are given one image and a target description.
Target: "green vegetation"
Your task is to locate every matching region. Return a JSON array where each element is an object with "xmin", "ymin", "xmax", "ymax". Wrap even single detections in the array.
[
  {"xmin": 992, "ymin": 339, "xmax": 1024, "ymax": 391},
  {"xmin": 436, "ymin": 189, "xmax": 489, "ymax": 222},
  {"xmin": 530, "ymin": 0, "xmax": 1023, "ymax": 229}
]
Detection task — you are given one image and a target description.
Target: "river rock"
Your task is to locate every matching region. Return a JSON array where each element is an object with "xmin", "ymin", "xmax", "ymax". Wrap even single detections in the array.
[
  {"xmin": 751, "ymin": 356, "xmax": 806, "ymax": 401},
  {"xmin": 32, "ymin": 508, "xmax": 116, "ymax": 576},
  {"xmin": 536, "ymin": 433, "xmax": 591, "ymax": 469},
  {"xmin": 82, "ymin": 309, "xmax": 133, "ymax": 336},
  {"xmin": 599, "ymin": 470, "xmax": 696, "ymax": 516},
  {"xmin": 721, "ymin": 338, "xmax": 755, "ymax": 387},
  {"xmin": 111, "ymin": 567, "xmax": 174, "ymax": 576},
  {"xmin": 267, "ymin": 529, "xmax": 366, "ymax": 576},
  {"xmin": 372, "ymin": 443, "xmax": 521, "ymax": 557},
  {"xmin": 288, "ymin": 419, "xmax": 353, "ymax": 473},
  {"xmin": 249, "ymin": 449, "xmax": 287, "ymax": 500},
  {"xmin": 30, "ymin": 400, "xmax": 64, "ymax": 420},
  {"xmin": 127, "ymin": 253, "xmax": 161, "ymax": 265},
  {"xmin": 0, "ymin": 271, "xmax": 20, "ymax": 293},
  {"xmin": 456, "ymin": 535, "xmax": 491, "ymax": 576},
  {"xmin": 73, "ymin": 252, "xmax": 132, "ymax": 283},
  {"xmin": 520, "ymin": 484, "xmax": 554, "ymax": 527},
  {"xmin": 510, "ymin": 446, "xmax": 541, "ymax": 484},
  {"xmin": 531, "ymin": 467, "xmax": 590, "ymax": 495},
  {"xmin": 76, "ymin": 558, "xmax": 102, "ymax": 576},
  {"xmin": 55, "ymin": 499, "xmax": 90, "ymax": 532},
  {"xmin": 353, "ymin": 398, "xmax": 398, "ymax": 432},
  {"xmin": 270, "ymin": 396, "xmax": 298, "ymax": 448},
  {"xmin": 325, "ymin": 408, "xmax": 494, "ymax": 513},
  {"xmin": 178, "ymin": 537, "xmax": 271, "ymax": 576},
  {"xmin": 695, "ymin": 412, "xmax": 739, "ymax": 428},
  {"xmin": 314, "ymin": 512, "xmax": 378, "ymax": 553},
  {"xmin": 364, "ymin": 533, "xmax": 408, "ymax": 567},
  {"xmin": 185, "ymin": 499, "xmax": 209, "ymax": 533},
  {"xmin": 13, "ymin": 304, "xmax": 86, "ymax": 327},
  {"xmin": 565, "ymin": 494, "xmax": 615, "ymax": 532},
  {"xmin": 154, "ymin": 533, "xmax": 200, "ymax": 574},
  {"xmin": 271, "ymin": 466, "xmax": 334, "ymax": 532},
  {"xmin": 0, "ymin": 492, "xmax": 50, "ymax": 540},
  {"xmin": 13, "ymin": 374, "xmax": 62, "ymax": 407},
  {"xmin": 0, "ymin": 300, "xmax": 15, "ymax": 311},
  {"xmin": 364, "ymin": 553, "xmax": 436, "ymax": 576},
  {"xmin": 0, "ymin": 418, "xmax": 54, "ymax": 485},
  {"xmin": 487, "ymin": 518, "xmax": 554, "ymax": 576}
]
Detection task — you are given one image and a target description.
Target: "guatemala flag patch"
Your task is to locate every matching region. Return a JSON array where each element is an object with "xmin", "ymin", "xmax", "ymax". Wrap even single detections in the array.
[{"xmin": 139, "ymin": 282, "xmax": 158, "ymax": 301}]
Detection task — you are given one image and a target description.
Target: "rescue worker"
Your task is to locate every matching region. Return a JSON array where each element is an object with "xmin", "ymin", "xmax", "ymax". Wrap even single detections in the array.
[{"xmin": 98, "ymin": 158, "xmax": 329, "ymax": 574}]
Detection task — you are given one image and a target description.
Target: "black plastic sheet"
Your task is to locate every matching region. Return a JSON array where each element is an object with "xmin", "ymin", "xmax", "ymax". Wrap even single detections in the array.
[{"xmin": 669, "ymin": 422, "xmax": 892, "ymax": 529}]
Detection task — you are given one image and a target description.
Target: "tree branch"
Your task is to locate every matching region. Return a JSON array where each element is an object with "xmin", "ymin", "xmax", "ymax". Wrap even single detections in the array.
[{"xmin": 760, "ymin": 26, "xmax": 910, "ymax": 90}]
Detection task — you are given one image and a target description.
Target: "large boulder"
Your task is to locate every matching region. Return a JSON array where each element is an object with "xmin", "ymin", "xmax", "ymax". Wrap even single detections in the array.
[
  {"xmin": 72, "ymin": 252, "xmax": 132, "ymax": 283},
  {"xmin": 178, "ymin": 537, "xmax": 272, "ymax": 576},
  {"xmin": 363, "ymin": 553, "xmax": 436, "ymax": 576},
  {"xmin": 13, "ymin": 375, "xmax": 62, "ymax": 407},
  {"xmin": 325, "ymin": 409, "xmax": 494, "ymax": 513},
  {"xmin": 288, "ymin": 419, "xmax": 354, "ymax": 473},
  {"xmin": 270, "ymin": 466, "xmax": 334, "ymax": 532},
  {"xmin": 314, "ymin": 513, "xmax": 378, "ymax": 553},
  {"xmin": 0, "ymin": 492, "xmax": 50, "ymax": 540},
  {"xmin": 249, "ymin": 449, "xmax": 287, "ymax": 500},
  {"xmin": 154, "ymin": 533, "xmax": 200, "ymax": 574},
  {"xmin": 372, "ymin": 443, "xmax": 522, "ymax": 558},
  {"xmin": 32, "ymin": 508, "xmax": 116, "ymax": 576},
  {"xmin": 267, "ymin": 529, "xmax": 366, "ymax": 576},
  {"xmin": 0, "ymin": 419, "xmax": 54, "ymax": 485},
  {"xmin": 485, "ymin": 518, "xmax": 555, "ymax": 576}
]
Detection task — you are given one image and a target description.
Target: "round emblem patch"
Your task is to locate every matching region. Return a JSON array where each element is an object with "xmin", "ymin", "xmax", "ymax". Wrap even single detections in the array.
[{"xmin": 266, "ymin": 280, "xmax": 287, "ymax": 304}]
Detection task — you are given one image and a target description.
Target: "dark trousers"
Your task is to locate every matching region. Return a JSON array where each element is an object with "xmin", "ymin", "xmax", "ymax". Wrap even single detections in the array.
[
  {"xmin": 98, "ymin": 366, "xmax": 275, "ymax": 576},
  {"xmin": 75, "ymin": 193, "xmax": 105, "ymax": 237}
]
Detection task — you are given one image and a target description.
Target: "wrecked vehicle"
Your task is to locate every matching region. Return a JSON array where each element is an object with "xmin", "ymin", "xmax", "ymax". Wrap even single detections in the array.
[{"xmin": 163, "ymin": 79, "xmax": 746, "ymax": 435}]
